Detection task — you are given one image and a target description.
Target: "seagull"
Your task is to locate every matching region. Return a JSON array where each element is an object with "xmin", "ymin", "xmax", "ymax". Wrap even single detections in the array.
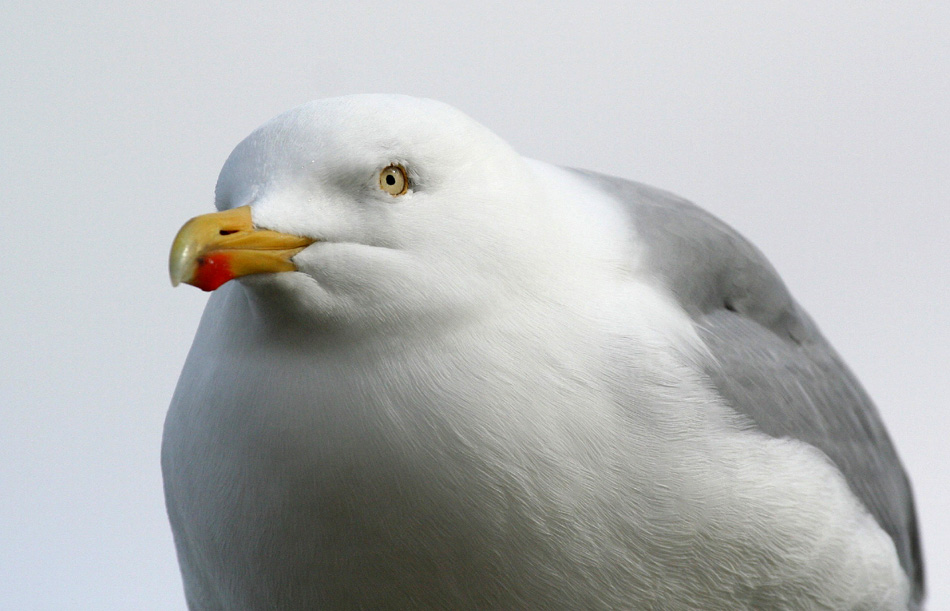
[{"xmin": 164, "ymin": 94, "xmax": 923, "ymax": 609}]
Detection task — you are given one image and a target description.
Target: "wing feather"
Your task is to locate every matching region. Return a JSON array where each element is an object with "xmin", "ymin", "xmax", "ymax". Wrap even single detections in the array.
[{"xmin": 573, "ymin": 169, "xmax": 924, "ymax": 603}]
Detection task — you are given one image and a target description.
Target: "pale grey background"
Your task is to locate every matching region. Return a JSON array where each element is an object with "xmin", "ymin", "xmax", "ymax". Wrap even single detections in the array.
[{"xmin": 2, "ymin": 2, "xmax": 947, "ymax": 608}]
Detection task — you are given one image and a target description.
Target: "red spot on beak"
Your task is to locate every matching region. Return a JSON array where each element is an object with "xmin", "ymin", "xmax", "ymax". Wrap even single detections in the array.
[{"xmin": 192, "ymin": 253, "xmax": 236, "ymax": 292}]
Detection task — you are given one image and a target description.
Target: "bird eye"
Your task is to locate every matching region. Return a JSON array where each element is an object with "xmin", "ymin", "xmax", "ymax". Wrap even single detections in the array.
[{"xmin": 379, "ymin": 165, "xmax": 408, "ymax": 196}]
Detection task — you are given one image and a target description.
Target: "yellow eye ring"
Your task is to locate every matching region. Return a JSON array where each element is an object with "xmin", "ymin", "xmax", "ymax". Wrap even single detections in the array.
[{"xmin": 379, "ymin": 165, "xmax": 409, "ymax": 196}]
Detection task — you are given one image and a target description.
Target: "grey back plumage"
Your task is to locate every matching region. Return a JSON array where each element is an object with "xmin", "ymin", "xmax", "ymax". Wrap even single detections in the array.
[{"xmin": 573, "ymin": 169, "xmax": 924, "ymax": 605}]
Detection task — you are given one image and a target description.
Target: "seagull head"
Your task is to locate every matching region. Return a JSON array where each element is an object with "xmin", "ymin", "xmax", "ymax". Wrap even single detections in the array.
[{"xmin": 169, "ymin": 95, "xmax": 600, "ymax": 329}]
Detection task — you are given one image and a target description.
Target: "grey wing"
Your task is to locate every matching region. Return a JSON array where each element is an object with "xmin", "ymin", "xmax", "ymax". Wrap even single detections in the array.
[{"xmin": 572, "ymin": 169, "xmax": 925, "ymax": 605}]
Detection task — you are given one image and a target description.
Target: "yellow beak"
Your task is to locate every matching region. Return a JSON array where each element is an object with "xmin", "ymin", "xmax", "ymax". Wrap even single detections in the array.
[{"xmin": 169, "ymin": 206, "xmax": 315, "ymax": 291}]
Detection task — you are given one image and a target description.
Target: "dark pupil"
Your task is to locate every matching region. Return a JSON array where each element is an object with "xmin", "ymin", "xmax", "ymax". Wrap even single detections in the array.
[{"xmin": 386, "ymin": 174, "xmax": 396, "ymax": 185}]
